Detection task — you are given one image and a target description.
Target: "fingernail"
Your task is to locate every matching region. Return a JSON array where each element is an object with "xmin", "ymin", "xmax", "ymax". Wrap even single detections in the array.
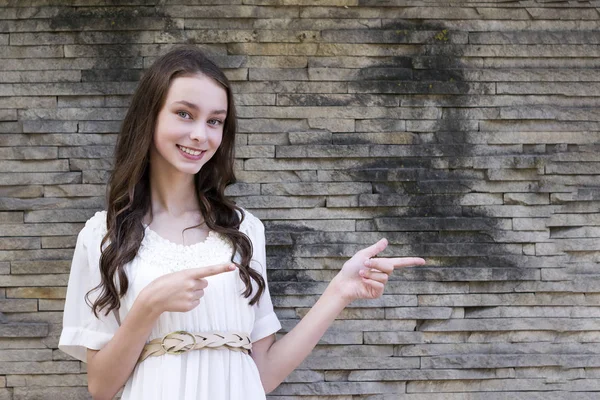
[
  {"xmin": 229, "ymin": 264, "xmax": 236, "ymax": 270},
  {"xmin": 364, "ymin": 259, "xmax": 371, "ymax": 266},
  {"xmin": 359, "ymin": 270, "xmax": 365, "ymax": 276}
]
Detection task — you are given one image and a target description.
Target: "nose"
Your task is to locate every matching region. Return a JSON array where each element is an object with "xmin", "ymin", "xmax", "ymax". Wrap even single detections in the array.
[{"xmin": 190, "ymin": 122, "xmax": 208, "ymax": 143}]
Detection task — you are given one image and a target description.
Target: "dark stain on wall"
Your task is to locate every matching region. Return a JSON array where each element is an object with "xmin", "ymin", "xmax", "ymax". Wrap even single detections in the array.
[
  {"xmin": 50, "ymin": 5, "xmax": 179, "ymax": 81},
  {"xmin": 268, "ymin": 20, "xmax": 532, "ymax": 289}
]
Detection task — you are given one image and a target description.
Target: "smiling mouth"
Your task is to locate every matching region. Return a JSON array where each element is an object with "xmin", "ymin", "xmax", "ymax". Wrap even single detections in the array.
[{"xmin": 177, "ymin": 145, "xmax": 205, "ymax": 156}]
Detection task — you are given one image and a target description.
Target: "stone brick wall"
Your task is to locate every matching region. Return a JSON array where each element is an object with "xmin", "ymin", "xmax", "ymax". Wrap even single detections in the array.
[{"xmin": 1, "ymin": 1, "xmax": 599, "ymax": 398}]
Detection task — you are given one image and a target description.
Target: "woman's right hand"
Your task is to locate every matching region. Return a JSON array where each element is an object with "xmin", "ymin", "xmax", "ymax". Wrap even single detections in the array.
[{"xmin": 140, "ymin": 263, "xmax": 237, "ymax": 314}]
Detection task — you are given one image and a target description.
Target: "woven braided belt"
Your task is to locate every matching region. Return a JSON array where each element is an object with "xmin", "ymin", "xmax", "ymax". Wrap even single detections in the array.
[{"xmin": 138, "ymin": 331, "xmax": 252, "ymax": 363}]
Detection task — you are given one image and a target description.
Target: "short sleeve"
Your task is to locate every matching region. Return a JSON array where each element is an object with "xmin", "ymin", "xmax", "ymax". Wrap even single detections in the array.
[
  {"xmin": 58, "ymin": 211, "xmax": 120, "ymax": 363},
  {"xmin": 243, "ymin": 210, "xmax": 282, "ymax": 343}
]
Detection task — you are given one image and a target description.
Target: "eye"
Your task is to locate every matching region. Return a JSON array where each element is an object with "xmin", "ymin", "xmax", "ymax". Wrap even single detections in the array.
[
  {"xmin": 208, "ymin": 119, "xmax": 224, "ymax": 126},
  {"xmin": 177, "ymin": 110, "xmax": 191, "ymax": 119}
]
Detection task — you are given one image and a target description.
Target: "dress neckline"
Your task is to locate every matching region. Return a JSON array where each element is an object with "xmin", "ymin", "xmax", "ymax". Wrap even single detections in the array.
[{"xmin": 143, "ymin": 224, "xmax": 215, "ymax": 249}]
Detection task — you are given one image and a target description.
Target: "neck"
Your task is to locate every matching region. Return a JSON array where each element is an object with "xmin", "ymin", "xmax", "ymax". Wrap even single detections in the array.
[{"xmin": 148, "ymin": 164, "xmax": 198, "ymax": 218}]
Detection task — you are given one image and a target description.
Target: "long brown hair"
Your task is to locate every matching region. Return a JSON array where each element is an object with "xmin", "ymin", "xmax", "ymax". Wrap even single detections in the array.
[{"xmin": 87, "ymin": 46, "xmax": 265, "ymax": 318}]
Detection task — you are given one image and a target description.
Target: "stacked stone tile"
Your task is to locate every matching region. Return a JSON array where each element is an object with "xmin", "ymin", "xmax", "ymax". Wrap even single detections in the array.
[{"xmin": 0, "ymin": 1, "xmax": 599, "ymax": 398}]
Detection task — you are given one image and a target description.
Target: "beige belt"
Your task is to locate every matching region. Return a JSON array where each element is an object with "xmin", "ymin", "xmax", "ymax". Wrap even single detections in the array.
[{"xmin": 138, "ymin": 331, "xmax": 252, "ymax": 363}]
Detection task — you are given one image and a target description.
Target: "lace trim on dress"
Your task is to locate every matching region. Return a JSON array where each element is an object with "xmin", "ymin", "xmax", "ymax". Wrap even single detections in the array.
[
  {"xmin": 138, "ymin": 227, "xmax": 234, "ymax": 273},
  {"xmin": 85, "ymin": 210, "xmax": 241, "ymax": 274}
]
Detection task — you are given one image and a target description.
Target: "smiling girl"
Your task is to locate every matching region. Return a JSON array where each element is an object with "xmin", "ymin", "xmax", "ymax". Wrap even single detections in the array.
[{"xmin": 58, "ymin": 46, "xmax": 425, "ymax": 400}]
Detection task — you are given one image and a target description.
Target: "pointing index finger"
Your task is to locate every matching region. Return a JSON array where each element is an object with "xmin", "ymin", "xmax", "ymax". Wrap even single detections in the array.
[
  {"xmin": 365, "ymin": 257, "xmax": 426, "ymax": 275},
  {"xmin": 393, "ymin": 257, "xmax": 426, "ymax": 268},
  {"xmin": 187, "ymin": 263, "xmax": 237, "ymax": 279}
]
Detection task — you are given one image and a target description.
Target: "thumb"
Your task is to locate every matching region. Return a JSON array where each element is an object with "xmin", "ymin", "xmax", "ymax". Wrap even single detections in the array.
[
  {"xmin": 361, "ymin": 238, "xmax": 388, "ymax": 258},
  {"xmin": 187, "ymin": 263, "xmax": 237, "ymax": 279}
]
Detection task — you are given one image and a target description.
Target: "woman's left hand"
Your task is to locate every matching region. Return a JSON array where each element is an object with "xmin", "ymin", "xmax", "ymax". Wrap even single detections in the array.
[{"xmin": 332, "ymin": 238, "xmax": 426, "ymax": 302}]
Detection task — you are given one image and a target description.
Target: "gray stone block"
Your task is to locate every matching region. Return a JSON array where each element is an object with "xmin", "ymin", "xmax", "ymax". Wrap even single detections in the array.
[
  {"xmin": 0, "ymin": 172, "xmax": 81, "ymax": 186},
  {"xmin": 250, "ymin": 68, "xmax": 309, "ymax": 81},
  {"xmin": 307, "ymin": 118, "xmax": 354, "ymax": 132},
  {"xmin": 333, "ymin": 132, "xmax": 414, "ymax": 145},
  {"xmin": 0, "ymin": 45, "xmax": 63, "ymax": 58},
  {"xmin": 19, "ymin": 107, "xmax": 126, "ymax": 121},
  {"xmin": 271, "ymin": 381, "xmax": 404, "ymax": 396},
  {"xmin": 7, "ymin": 372, "xmax": 87, "ymax": 387},
  {"xmin": 0, "ymin": 211, "xmax": 21, "ymax": 224},
  {"xmin": 0, "ymin": 349, "xmax": 52, "ymax": 362},
  {"xmin": 298, "ymin": 307, "xmax": 384, "ymax": 320},
  {"xmin": 0, "ymin": 276, "xmax": 72, "ymax": 288},
  {"xmin": 298, "ymin": 355, "xmax": 420, "ymax": 370},
  {"xmin": 44, "ymin": 184, "xmax": 106, "ymax": 198},
  {"xmin": 470, "ymin": 31, "xmax": 600, "ymax": 45},
  {"xmin": 0, "ymin": 146, "xmax": 57, "ymax": 161},
  {"xmin": 276, "ymin": 145, "xmax": 368, "ymax": 158},
  {"xmin": 288, "ymin": 131, "xmax": 332, "ymax": 145},
  {"xmin": 349, "ymin": 367, "xmax": 498, "ymax": 381},
  {"xmin": 385, "ymin": 307, "xmax": 453, "ymax": 320},
  {"xmin": 0, "ymin": 237, "xmax": 38, "ymax": 251},
  {"xmin": 283, "ymin": 369, "xmax": 323, "ymax": 384},
  {"xmin": 22, "ymin": 121, "xmax": 77, "ymax": 133},
  {"xmin": 235, "ymin": 195, "xmax": 325, "ymax": 209},
  {"xmin": 261, "ymin": 182, "xmax": 372, "ymax": 196},
  {"xmin": 421, "ymin": 354, "xmax": 600, "ymax": 369},
  {"xmin": 38, "ymin": 300, "xmax": 65, "ymax": 311},
  {"xmin": 0, "ymin": 262, "xmax": 9, "ymax": 275},
  {"xmin": 0, "ymin": 323, "xmax": 48, "ymax": 338},
  {"xmin": 82, "ymin": 170, "xmax": 110, "ymax": 184},
  {"xmin": 0, "ymin": 299, "xmax": 37, "ymax": 313},
  {"xmin": 419, "ymin": 318, "xmax": 600, "ymax": 332},
  {"xmin": 236, "ymin": 145, "xmax": 275, "ymax": 158},
  {"xmin": 0, "ymin": 70, "xmax": 81, "ymax": 83},
  {"xmin": 13, "ymin": 386, "xmax": 92, "ymax": 399},
  {"xmin": 68, "ymin": 159, "xmax": 113, "ymax": 171},
  {"xmin": 0, "ymin": 160, "xmax": 69, "ymax": 173},
  {"xmin": 42, "ymin": 235, "xmax": 77, "ymax": 249}
]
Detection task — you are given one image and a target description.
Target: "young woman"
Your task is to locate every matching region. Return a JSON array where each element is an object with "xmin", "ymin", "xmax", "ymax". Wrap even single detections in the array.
[{"xmin": 58, "ymin": 46, "xmax": 426, "ymax": 400}]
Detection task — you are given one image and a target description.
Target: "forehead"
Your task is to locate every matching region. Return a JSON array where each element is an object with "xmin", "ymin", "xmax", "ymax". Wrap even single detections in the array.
[{"xmin": 165, "ymin": 75, "xmax": 228, "ymax": 110}]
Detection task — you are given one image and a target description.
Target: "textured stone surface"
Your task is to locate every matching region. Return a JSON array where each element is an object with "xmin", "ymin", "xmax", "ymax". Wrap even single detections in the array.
[{"xmin": 0, "ymin": 1, "xmax": 599, "ymax": 399}]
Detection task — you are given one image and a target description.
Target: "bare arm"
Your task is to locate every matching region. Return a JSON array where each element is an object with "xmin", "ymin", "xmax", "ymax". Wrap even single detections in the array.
[
  {"xmin": 86, "ymin": 294, "xmax": 160, "ymax": 400},
  {"xmin": 251, "ymin": 239, "xmax": 426, "ymax": 393},
  {"xmin": 251, "ymin": 277, "xmax": 349, "ymax": 394}
]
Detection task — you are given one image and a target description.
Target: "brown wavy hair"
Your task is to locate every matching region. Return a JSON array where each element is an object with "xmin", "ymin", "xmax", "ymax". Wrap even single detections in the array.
[{"xmin": 87, "ymin": 46, "xmax": 265, "ymax": 318}]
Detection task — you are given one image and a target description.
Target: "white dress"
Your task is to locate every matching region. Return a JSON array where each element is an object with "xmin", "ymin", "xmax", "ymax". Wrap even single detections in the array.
[{"xmin": 59, "ymin": 209, "xmax": 281, "ymax": 400}]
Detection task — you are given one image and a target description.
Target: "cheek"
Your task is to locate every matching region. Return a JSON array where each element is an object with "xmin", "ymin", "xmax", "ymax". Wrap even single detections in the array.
[
  {"xmin": 210, "ymin": 130, "xmax": 224, "ymax": 149},
  {"xmin": 155, "ymin": 114, "xmax": 181, "ymax": 142}
]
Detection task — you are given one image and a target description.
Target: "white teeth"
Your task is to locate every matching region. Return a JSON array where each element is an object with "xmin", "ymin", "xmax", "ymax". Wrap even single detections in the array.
[{"xmin": 178, "ymin": 145, "xmax": 202, "ymax": 156}]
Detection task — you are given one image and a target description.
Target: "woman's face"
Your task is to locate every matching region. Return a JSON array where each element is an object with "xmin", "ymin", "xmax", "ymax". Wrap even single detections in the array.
[{"xmin": 150, "ymin": 74, "xmax": 227, "ymax": 177}]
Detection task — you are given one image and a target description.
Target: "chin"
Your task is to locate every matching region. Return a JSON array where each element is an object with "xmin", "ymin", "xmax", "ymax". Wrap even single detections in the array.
[
  {"xmin": 174, "ymin": 153, "xmax": 213, "ymax": 171},
  {"xmin": 180, "ymin": 164, "xmax": 206, "ymax": 175}
]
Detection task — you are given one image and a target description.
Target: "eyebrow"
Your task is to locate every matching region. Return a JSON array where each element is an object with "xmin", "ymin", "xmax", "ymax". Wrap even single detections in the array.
[{"xmin": 172, "ymin": 100, "xmax": 227, "ymax": 115}]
